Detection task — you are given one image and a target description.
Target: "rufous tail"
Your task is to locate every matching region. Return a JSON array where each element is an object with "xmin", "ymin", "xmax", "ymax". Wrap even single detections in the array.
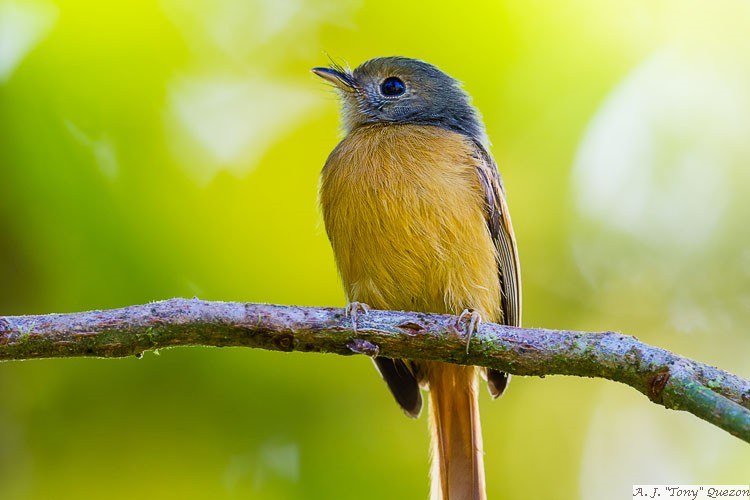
[{"xmin": 427, "ymin": 362, "xmax": 486, "ymax": 500}]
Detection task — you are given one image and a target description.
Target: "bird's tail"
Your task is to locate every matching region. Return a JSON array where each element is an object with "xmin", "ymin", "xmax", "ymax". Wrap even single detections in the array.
[{"xmin": 427, "ymin": 362, "xmax": 486, "ymax": 500}]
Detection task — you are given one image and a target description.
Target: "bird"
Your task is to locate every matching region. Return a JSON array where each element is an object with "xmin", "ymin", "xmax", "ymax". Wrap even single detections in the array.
[{"xmin": 313, "ymin": 56, "xmax": 521, "ymax": 500}]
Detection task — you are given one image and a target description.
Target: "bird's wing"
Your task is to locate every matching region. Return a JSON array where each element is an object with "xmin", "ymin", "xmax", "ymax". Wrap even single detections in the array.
[
  {"xmin": 472, "ymin": 142, "xmax": 522, "ymax": 328},
  {"xmin": 473, "ymin": 142, "xmax": 521, "ymax": 398}
]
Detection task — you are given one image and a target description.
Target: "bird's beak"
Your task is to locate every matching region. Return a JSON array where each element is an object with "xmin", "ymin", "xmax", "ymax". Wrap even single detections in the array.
[{"xmin": 311, "ymin": 67, "xmax": 355, "ymax": 90}]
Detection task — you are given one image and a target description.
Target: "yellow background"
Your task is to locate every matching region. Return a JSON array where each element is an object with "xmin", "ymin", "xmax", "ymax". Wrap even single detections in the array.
[{"xmin": 1, "ymin": 0, "xmax": 748, "ymax": 498}]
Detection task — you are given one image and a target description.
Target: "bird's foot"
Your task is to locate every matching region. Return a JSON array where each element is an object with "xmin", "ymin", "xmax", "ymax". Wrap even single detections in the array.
[
  {"xmin": 345, "ymin": 302, "xmax": 370, "ymax": 331},
  {"xmin": 456, "ymin": 308, "xmax": 482, "ymax": 354}
]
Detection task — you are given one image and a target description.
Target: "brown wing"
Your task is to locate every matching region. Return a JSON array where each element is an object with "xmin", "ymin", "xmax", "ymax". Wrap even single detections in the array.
[
  {"xmin": 473, "ymin": 143, "xmax": 522, "ymax": 327},
  {"xmin": 473, "ymin": 142, "xmax": 522, "ymax": 398}
]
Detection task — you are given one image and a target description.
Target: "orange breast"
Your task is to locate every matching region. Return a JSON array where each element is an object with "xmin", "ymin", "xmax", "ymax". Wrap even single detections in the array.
[{"xmin": 319, "ymin": 123, "xmax": 501, "ymax": 322}]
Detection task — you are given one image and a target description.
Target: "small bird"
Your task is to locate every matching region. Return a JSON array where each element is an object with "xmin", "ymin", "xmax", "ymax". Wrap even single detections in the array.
[{"xmin": 313, "ymin": 57, "xmax": 521, "ymax": 500}]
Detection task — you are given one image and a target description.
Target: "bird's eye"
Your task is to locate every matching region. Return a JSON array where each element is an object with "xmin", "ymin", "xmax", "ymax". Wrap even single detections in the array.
[{"xmin": 380, "ymin": 77, "xmax": 406, "ymax": 97}]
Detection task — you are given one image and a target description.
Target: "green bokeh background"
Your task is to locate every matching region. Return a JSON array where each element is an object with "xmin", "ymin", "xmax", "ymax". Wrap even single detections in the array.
[{"xmin": 1, "ymin": 0, "xmax": 749, "ymax": 498}]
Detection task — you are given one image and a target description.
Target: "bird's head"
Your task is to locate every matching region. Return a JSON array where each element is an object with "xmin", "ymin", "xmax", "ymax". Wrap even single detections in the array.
[{"xmin": 312, "ymin": 56, "xmax": 487, "ymax": 145}]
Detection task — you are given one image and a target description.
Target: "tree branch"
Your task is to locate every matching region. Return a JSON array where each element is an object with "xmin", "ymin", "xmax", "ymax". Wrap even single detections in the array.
[{"xmin": 1, "ymin": 298, "xmax": 748, "ymax": 443}]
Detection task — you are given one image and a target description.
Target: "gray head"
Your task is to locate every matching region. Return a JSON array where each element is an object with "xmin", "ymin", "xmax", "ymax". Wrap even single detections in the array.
[{"xmin": 312, "ymin": 56, "xmax": 487, "ymax": 146}]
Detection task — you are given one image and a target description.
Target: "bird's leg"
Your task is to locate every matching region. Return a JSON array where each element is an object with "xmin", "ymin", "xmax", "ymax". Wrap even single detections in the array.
[
  {"xmin": 456, "ymin": 308, "xmax": 482, "ymax": 353},
  {"xmin": 345, "ymin": 301, "xmax": 370, "ymax": 331}
]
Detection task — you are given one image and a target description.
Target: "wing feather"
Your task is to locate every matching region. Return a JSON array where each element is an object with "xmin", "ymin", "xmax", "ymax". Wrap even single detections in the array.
[
  {"xmin": 472, "ymin": 143, "xmax": 522, "ymax": 328},
  {"xmin": 472, "ymin": 142, "xmax": 521, "ymax": 399}
]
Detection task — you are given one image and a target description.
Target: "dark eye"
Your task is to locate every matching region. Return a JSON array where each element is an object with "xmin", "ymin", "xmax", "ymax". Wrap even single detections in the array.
[{"xmin": 380, "ymin": 77, "xmax": 406, "ymax": 96}]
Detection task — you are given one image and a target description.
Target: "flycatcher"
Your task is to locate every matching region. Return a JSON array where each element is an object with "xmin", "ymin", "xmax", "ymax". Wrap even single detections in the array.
[{"xmin": 313, "ymin": 56, "xmax": 521, "ymax": 500}]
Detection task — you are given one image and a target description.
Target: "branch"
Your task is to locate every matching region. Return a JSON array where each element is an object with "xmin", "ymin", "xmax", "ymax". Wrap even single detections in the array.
[{"xmin": 1, "ymin": 298, "xmax": 748, "ymax": 443}]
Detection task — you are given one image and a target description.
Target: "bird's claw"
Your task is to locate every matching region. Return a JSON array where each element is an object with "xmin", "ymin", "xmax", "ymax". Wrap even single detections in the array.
[
  {"xmin": 345, "ymin": 302, "xmax": 370, "ymax": 331},
  {"xmin": 456, "ymin": 308, "xmax": 482, "ymax": 354}
]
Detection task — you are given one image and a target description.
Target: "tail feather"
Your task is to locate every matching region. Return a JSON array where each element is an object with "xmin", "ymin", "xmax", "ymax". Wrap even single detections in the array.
[
  {"xmin": 486, "ymin": 368, "xmax": 511, "ymax": 399},
  {"xmin": 427, "ymin": 362, "xmax": 486, "ymax": 500},
  {"xmin": 373, "ymin": 357, "xmax": 423, "ymax": 417}
]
